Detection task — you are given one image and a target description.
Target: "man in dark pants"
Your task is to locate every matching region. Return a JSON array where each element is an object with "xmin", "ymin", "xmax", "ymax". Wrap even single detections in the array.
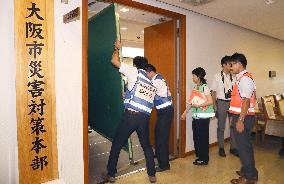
[
  {"xmin": 103, "ymin": 41, "xmax": 157, "ymax": 183},
  {"xmin": 229, "ymin": 53, "xmax": 258, "ymax": 184},
  {"xmin": 146, "ymin": 64, "xmax": 174, "ymax": 172},
  {"xmin": 211, "ymin": 56, "xmax": 238, "ymax": 157}
]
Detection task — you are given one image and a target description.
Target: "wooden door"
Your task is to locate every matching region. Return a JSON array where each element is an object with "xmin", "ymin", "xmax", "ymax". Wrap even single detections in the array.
[{"xmin": 144, "ymin": 20, "xmax": 177, "ymax": 155}]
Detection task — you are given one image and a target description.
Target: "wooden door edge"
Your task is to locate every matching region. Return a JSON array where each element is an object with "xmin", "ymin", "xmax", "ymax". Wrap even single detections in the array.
[{"xmin": 82, "ymin": 0, "xmax": 88, "ymax": 184}]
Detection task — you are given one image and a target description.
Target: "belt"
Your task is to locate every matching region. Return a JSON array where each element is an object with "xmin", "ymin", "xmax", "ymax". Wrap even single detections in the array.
[
  {"xmin": 125, "ymin": 109, "xmax": 142, "ymax": 115},
  {"xmin": 217, "ymin": 99, "xmax": 231, "ymax": 102}
]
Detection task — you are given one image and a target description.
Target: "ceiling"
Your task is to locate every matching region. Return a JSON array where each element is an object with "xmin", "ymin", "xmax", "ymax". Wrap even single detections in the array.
[
  {"xmin": 159, "ymin": 0, "xmax": 284, "ymax": 41},
  {"xmin": 88, "ymin": 0, "xmax": 284, "ymax": 42},
  {"xmin": 88, "ymin": 1, "xmax": 172, "ymax": 47},
  {"xmin": 120, "ymin": 20, "xmax": 148, "ymax": 48},
  {"xmin": 88, "ymin": 2, "xmax": 171, "ymax": 25}
]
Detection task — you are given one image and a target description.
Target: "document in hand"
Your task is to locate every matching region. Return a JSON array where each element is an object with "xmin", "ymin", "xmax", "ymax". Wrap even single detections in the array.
[{"xmin": 188, "ymin": 89, "xmax": 208, "ymax": 110}]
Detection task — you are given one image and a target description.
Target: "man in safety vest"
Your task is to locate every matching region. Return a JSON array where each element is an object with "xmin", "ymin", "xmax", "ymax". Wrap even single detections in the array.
[
  {"xmin": 103, "ymin": 41, "xmax": 157, "ymax": 183},
  {"xmin": 229, "ymin": 53, "xmax": 258, "ymax": 184},
  {"xmin": 146, "ymin": 64, "xmax": 174, "ymax": 172}
]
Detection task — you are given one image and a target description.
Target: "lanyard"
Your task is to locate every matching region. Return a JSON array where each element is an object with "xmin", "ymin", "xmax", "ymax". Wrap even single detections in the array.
[{"xmin": 221, "ymin": 71, "xmax": 233, "ymax": 93}]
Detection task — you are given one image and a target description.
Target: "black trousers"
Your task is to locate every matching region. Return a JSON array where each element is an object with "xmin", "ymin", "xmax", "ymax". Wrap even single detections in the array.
[
  {"xmin": 192, "ymin": 118, "xmax": 210, "ymax": 162},
  {"xmin": 231, "ymin": 114, "xmax": 258, "ymax": 180},
  {"xmin": 107, "ymin": 111, "xmax": 155, "ymax": 177},
  {"xmin": 155, "ymin": 106, "xmax": 174, "ymax": 169}
]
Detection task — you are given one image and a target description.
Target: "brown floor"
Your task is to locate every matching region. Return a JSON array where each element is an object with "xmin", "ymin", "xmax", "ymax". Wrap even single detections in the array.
[
  {"xmin": 112, "ymin": 136, "xmax": 284, "ymax": 184},
  {"xmin": 89, "ymin": 130, "xmax": 145, "ymax": 184},
  {"xmin": 89, "ymin": 130, "xmax": 176, "ymax": 184}
]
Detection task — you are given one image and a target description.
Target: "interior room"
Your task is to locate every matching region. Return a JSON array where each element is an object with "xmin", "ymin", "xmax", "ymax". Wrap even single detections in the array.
[
  {"xmin": 1, "ymin": 0, "xmax": 284, "ymax": 184},
  {"xmin": 87, "ymin": 1, "xmax": 177, "ymax": 183}
]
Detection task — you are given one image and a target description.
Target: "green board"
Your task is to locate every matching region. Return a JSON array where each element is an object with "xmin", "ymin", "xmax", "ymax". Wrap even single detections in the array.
[{"xmin": 88, "ymin": 4, "xmax": 124, "ymax": 143}]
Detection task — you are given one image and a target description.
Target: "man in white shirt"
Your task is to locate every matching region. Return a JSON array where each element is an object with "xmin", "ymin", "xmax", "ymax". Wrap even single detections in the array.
[
  {"xmin": 211, "ymin": 56, "xmax": 238, "ymax": 157},
  {"xmin": 146, "ymin": 64, "xmax": 174, "ymax": 172},
  {"xmin": 103, "ymin": 41, "xmax": 157, "ymax": 183}
]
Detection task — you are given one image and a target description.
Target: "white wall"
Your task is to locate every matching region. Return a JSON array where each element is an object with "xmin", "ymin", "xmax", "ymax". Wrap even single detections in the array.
[
  {"xmin": 1, "ymin": 0, "xmax": 85, "ymax": 183},
  {"xmin": 187, "ymin": 14, "xmax": 284, "ymax": 99},
  {"xmin": 185, "ymin": 11, "xmax": 284, "ymax": 152},
  {"xmin": 0, "ymin": 0, "xmax": 18, "ymax": 184},
  {"xmin": 134, "ymin": 0, "xmax": 284, "ymax": 152},
  {"xmin": 54, "ymin": 0, "xmax": 84, "ymax": 183}
]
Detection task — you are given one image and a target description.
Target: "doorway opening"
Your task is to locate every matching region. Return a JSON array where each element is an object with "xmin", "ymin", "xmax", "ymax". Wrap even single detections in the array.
[{"xmin": 83, "ymin": 1, "xmax": 187, "ymax": 184}]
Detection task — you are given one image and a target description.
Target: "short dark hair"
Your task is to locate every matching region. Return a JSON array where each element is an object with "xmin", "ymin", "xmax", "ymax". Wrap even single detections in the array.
[
  {"xmin": 133, "ymin": 56, "xmax": 148, "ymax": 70},
  {"xmin": 221, "ymin": 55, "xmax": 231, "ymax": 66},
  {"xmin": 192, "ymin": 67, "xmax": 207, "ymax": 84},
  {"xmin": 146, "ymin": 64, "xmax": 156, "ymax": 73},
  {"xmin": 231, "ymin": 53, "xmax": 247, "ymax": 68}
]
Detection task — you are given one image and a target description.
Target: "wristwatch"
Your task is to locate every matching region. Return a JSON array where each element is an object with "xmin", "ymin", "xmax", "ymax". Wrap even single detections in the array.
[{"xmin": 238, "ymin": 117, "xmax": 244, "ymax": 122}]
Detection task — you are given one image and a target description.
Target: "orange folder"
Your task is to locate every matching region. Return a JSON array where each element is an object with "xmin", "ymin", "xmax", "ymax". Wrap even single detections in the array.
[{"xmin": 188, "ymin": 89, "xmax": 208, "ymax": 110}]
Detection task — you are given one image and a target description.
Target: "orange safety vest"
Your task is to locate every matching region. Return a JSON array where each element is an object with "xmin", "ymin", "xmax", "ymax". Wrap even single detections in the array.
[{"xmin": 229, "ymin": 72, "xmax": 256, "ymax": 115}]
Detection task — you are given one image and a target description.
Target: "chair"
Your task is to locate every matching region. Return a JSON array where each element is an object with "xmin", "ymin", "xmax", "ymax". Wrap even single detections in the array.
[
  {"xmin": 274, "ymin": 94, "xmax": 282, "ymax": 101},
  {"xmin": 254, "ymin": 99, "xmax": 266, "ymax": 143},
  {"xmin": 277, "ymin": 99, "xmax": 284, "ymax": 118},
  {"xmin": 262, "ymin": 95, "xmax": 276, "ymax": 110},
  {"xmin": 276, "ymin": 99, "xmax": 284, "ymax": 149},
  {"xmin": 273, "ymin": 94, "xmax": 282, "ymax": 114},
  {"xmin": 260, "ymin": 96, "xmax": 284, "ymax": 141},
  {"xmin": 255, "ymin": 114, "xmax": 266, "ymax": 143},
  {"xmin": 262, "ymin": 96, "xmax": 284, "ymax": 120}
]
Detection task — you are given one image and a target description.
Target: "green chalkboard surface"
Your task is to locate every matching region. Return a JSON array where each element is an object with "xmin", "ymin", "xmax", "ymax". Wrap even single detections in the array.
[{"xmin": 88, "ymin": 4, "xmax": 124, "ymax": 144}]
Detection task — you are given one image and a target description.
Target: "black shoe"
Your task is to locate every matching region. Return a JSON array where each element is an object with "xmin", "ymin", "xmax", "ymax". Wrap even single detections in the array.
[
  {"xmin": 101, "ymin": 172, "xmax": 115, "ymax": 183},
  {"xmin": 236, "ymin": 171, "xmax": 258, "ymax": 181},
  {"xmin": 236, "ymin": 170, "xmax": 242, "ymax": 177},
  {"xmin": 192, "ymin": 159, "xmax": 198, "ymax": 165},
  {"xmin": 219, "ymin": 148, "xmax": 226, "ymax": 157},
  {"xmin": 230, "ymin": 149, "xmax": 239, "ymax": 157},
  {"xmin": 193, "ymin": 160, "xmax": 208, "ymax": 166},
  {"xmin": 192, "ymin": 158, "xmax": 199, "ymax": 164},
  {"xmin": 155, "ymin": 166, "xmax": 170, "ymax": 172},
  {"xmin": 148, "ymin": 176, "xmax": 157, "ymax": 183},
  {"xmin": 279, "ymin": 147, "xmax": 284, "ymax": 156}
]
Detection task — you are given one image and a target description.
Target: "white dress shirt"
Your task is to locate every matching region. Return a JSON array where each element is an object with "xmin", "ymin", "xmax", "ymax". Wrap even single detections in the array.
[
  {"xmin": 236, "ymin": 70, "xmax": 255, "ymax": 99},
  {"xmin": 152, "ymin": 74, "xmax": 171, "ymax": 97},
  {"xmin": 211, "ymin": 71, "xmax": 236, "ymax": 100},
  {"xmin": 119, "ymin": 62, "xmax": 138, "ymax": 90}
]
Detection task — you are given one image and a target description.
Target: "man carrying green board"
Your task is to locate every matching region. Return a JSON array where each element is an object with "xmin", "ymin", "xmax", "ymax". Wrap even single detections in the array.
[{"xmin": 103, "ymin": 41, "xmax": 157, "ymax": 183}]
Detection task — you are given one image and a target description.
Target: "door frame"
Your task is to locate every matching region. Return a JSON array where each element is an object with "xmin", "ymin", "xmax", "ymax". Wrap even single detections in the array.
[{"xmin": 82, "ymin": 0, "xmax": 187, "ymax": 183}]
